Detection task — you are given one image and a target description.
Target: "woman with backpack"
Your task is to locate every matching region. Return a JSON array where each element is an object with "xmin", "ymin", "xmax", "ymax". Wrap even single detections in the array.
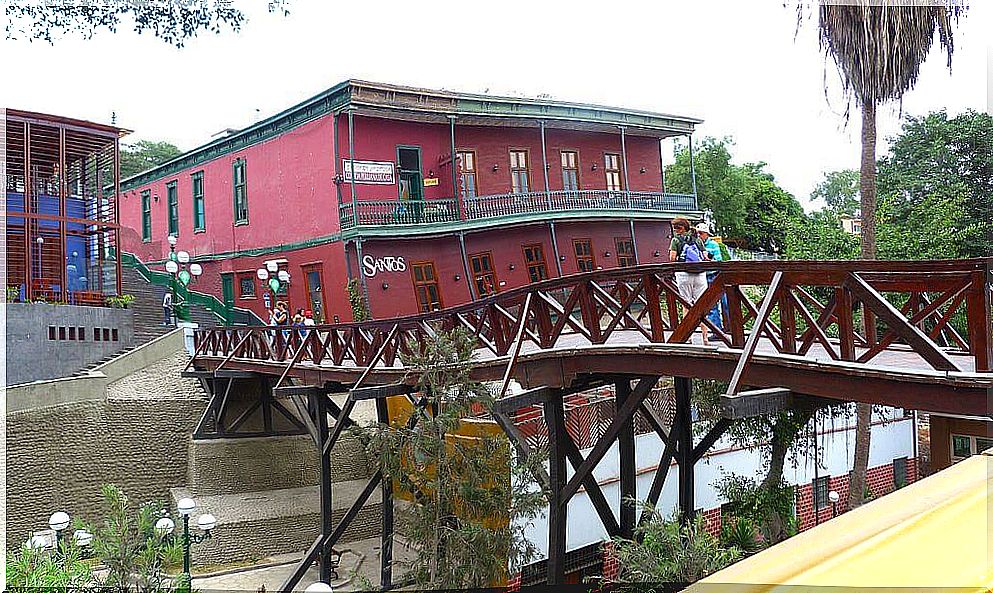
[{"xmin": 668, "ymin": 217, "xmax": 712, "ymax": 345}]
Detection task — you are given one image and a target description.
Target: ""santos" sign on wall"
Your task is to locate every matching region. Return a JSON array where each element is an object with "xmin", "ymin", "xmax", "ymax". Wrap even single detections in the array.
[{"xmin": 362, "ymin": 255, "xmax": 407, "ymax": 277}]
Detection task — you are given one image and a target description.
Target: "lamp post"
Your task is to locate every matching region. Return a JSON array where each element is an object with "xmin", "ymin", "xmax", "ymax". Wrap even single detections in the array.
[
  {"xmin": 155, "ymin": 497, "xmax": 216, "ymax": 592},
  {"xmin": 28, "ymin": 511, "xmax": 94, "ymax": 561},
  {"xmin": 165, "ymin": 235, "xmax": 203, "ymax": 324},
  {"xmin": 305, "ymin": 582, "xmax": 334, "ymax": 592},
  {"xmin": 828, "ymin": 490, "xmax": 840, "ymax": 518},
  {"xmin": 256, "ymin": 262, "xmax": 290, "ymax": 314}
]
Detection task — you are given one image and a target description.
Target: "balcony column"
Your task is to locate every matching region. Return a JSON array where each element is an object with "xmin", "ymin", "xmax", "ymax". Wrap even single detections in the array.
[
  {"xmin": 620, "ymin": 125, "xmax": 631, "ymax": 208},
  {"xmin": 113, "ymin": 134, "xmax": 122, "ymax": 297},
  {"xmin": 659, "ymin": 137, "xmax": 667, "ymax": 194},
  {"xmin": 540, "ymin": 120, "xmax": 551, "ymax": 210},
  {"xmin": 348, "ymin": 108, "xmax": 357, "ymax": 207},
  {"xmin": 459, "ymin": 232, "xmax": 475, "ymax": 302},
  {"xmin": 449, "ymin": 115, "xmax": 462, "ymax": 220},
  {"xmin": 688, "ymin": 133, "xmax": 698, "ymax": 199},
  {"xmin": 549, "ymin": 221, "xmax": 563, "ymax": 278},
  {"xmin": 59, "ymin": 126, "xmax": 68, "ymax": 303},
  {"xmin": 332, "ymin": 112, "xmax": 342, "ymax": 206},
  {"xmin": 629, "ymin": 220, "xmax": 640, "ymax": 265},
  {"xmin": 354, "ymin": 237, "xmax": 370, "ymax": 311}
]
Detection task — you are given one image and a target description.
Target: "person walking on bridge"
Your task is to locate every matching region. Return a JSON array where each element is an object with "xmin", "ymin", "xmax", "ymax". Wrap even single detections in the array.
[
  {"xmin": 696, "ymin": 222, "xmax": 725, "ymax": 340},
  {"xmin": 669, "ymin": 217, "xmax": 712, "ymax": 345}
]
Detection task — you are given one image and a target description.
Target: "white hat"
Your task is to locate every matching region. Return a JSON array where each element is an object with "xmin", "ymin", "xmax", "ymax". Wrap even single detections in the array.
[{"xmin": 694, "ymin": 222, "xmax": 711, "ymax": 234}]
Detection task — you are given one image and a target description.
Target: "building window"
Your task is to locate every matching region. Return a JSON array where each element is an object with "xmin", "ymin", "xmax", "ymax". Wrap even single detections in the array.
[
  {"xmin": 411, "ymin": 261, "xmax": 442, "ymax": 312},
  {"xmin": 952, "ymin": 434, "xmax": 993, "ymax": 461},
  {"xmin": 561, "ymin": 151, "xmax": 579, "ymax": 191},
  {"xmin": 604, "ymin": 153, "xmax": 623, "ymax": 191},
  {"xmin": 614, "ymin": 237, "xmax": 635, "ymax": 267},
  {"xmin": 574, "ymin": 239, "xmax": 595, "ymax": 272},
  {"xmin": 192, "ymin": 171, "xmax": 205, "ymax": 231},
  {"xmin": 510, "ymin": 149, "xmax": 530, "ymax": 194},
  {"xmin": 457, "ymin": 150, "xmax": 477, "ymax": 199},
  {"xmin": 470, "ymin": 252, "xmax": 498, "ymax": 297},
  {"xmin": 812, "ymin": 476, "xmax": 830, "ymax": 509},
  {"xmin": 166, "ymin": 180, "xmax": 179, "ymax": 236},
  {"xmin": 523, "ymin": 244, "xmax": 548, "ymax": 283},
  {"xmin": 238, "ymin": 274, "xmax": 256, "ymax": 299},
  {"xmin": 141, "ymin": 190, "xmax": 152, "ymax": 241},
  {"xmin": 892, "ymin": 457, "xmax": 908, "ymax": 488},
  {"xmin": 233, "ymin": 158, "xmax": 248, "ymax": 224}
]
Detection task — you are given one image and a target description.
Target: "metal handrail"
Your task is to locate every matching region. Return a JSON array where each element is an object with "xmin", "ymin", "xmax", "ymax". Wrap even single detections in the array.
[{"xmin": 338, "ymin": 190, "xmax": 698, "ymax": 229}]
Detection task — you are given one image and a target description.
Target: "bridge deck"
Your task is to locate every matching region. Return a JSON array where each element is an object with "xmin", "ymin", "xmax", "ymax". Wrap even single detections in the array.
[{"xmin": 192, "ymin": 260, "xmax": 993, "ymax": 418}]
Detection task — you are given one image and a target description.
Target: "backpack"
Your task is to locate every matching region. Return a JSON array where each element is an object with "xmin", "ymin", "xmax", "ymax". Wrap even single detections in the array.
[{"xmin": 677, "ymin": 235, "xmax": 705, "ymax": 263}]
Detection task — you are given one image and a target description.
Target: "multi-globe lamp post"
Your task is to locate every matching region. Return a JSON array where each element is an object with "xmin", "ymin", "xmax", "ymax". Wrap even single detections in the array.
[
  {"xmin": 26, "ymin": 511, "xmax": 94, "ymax": 556},
  {"xmin": 256, "ymin": 261, "xmax": 290, "ymax": 311},
  {"xmin": 154, "ymin": 497, "xmax": 216, "ymax": 591},
  {"xmin": 165, "ymin": 235, "xmax": 203, "ymax": 323}
]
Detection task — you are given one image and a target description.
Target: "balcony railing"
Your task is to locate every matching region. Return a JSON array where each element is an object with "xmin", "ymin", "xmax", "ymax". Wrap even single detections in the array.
[{"xmin": 338, "ymin": 190, "xmax": 697, "ymax": 230}]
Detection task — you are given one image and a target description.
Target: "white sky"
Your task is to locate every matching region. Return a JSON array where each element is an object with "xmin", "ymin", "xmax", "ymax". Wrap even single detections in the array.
[{"xmin": 4, "ymin": 1, "xmax": 990, "ymax": 209}]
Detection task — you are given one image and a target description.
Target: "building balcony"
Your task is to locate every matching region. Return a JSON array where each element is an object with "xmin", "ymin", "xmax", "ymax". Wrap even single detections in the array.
[{"xmin": 338, "ymin": 190, "xmax": 698, "ymax": 233}]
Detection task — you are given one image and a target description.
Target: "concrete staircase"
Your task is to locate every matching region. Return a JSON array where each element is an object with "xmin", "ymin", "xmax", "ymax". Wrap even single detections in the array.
[
  {"xmin": 121, "ymin": 265, "xmax": 220, "ymax": 344},
  {"xmin": 71, "ymin": 346, "xmax": 136, "ymax": 377}
]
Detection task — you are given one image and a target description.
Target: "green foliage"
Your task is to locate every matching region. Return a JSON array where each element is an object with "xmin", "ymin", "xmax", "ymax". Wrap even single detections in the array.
[
  {"xmin": 85, "ymin": 484, "xmax": 184, "ymax": 592},
  {"xmin": 665, "ymin": 137, "xmax": 805, "ymax": 252},
  {"xmin": 6, "ymin": 1, "xmax": 290, "ymax": 47},
  {"xmin": 121, "ymin": 140, "xmax": 184, "ymax": 179},
  {"xmin": 6, "ymin": 538, "xmax": 94, "ymax": 589},
  {"xmin": 716, "ymin": 475, "xmax": 797, "ymax": 546},
  {"xmin": 720, "ymin": 515, "xmax": 763, "ymax": 555},
  {"xmin": 347, "ymin": 278, "xmax": 370, "ymax": 322},
  {"xmin": 106, "ymin": 294, "xmax": 136, "ymax": 309},
  {"xmin": 7, "ymin": 285, "xmax": 21, "ymax": 302},
  {"xmin": 811, "ymin": 169, "xmax": 860, "ymax": 215},
  {"xmin": 783, "ymin": 209, "xmax": 860, "ymax": 261},
  {"xmin": 610, "ymin": 507, "xmax": 739, "ymax": 585},
  {"xmin": 355, "ymin": 328, "xmax": 544, "ymax": 589}
]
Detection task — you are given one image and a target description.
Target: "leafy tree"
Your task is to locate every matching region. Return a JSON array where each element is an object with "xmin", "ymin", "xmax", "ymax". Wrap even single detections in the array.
[
  {"xmin": 811, "ymin": 169, "xmax": 860, "ymax": 216},
  {"xmin": 120, "ymin": 140, "xmax": 184, "ymax": 179},
  {"xmin": 783, "ymin": 209, "xmax": 859, "ymax": 261},
  {"xmin": 666, "ymin": 137, "xmax": 805, "ymax": 252},
  {"xmin": 610, "ymin": 507, "xmax": 739, "ymax": 585},
  {"xmin": 6, "ymin": 1, "xmax": 289, "ymax": 47},
  {"xmin": 357, "ymin": 328, "xmax": 544, "ymax": 589},
  {"xmin": 801, "ymin": 2, "xmax": 966, "ymax": 510}
]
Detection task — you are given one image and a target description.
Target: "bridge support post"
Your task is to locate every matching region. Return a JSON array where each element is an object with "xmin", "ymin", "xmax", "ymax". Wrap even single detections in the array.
[
  {"xmin": 375, "ymin": 396, "xmax": 394, "ymax": 590},
  {"xmin": 544, "ymin": 394, "xmax": 567, "ymax": 585},
  {"xmin": 616, "ymin": 379, "xmax": 636, "ymax": 538},
  {"xmin": 675, "ymin": 376, "xmax": 695, "ymax": 524},
  {"xmin": 311, "ymin": 390, "xmax": 335, "ymax": 583}
]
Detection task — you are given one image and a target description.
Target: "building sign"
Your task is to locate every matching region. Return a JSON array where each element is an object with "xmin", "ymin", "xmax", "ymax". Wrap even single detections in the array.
[
  {"xmin": 362, "ymin": 254, "xmax": 407, "ymax": 278},
  {"xmin": 342, "ymin": 159, "xmax": 395, "ymax": 185},
  {"xmin": 423, "ymin": 177, "xmax": 439, "ymax": 187}
]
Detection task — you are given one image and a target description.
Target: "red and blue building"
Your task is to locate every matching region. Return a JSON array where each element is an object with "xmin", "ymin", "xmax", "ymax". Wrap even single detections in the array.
[{"xmin": 119, "ymin": 80, "xmax": 702, "ymax": 322}]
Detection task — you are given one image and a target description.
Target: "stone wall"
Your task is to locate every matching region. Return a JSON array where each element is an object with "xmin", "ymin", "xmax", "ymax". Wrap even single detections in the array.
[
  {"xmin": 6, "ymin": 302, "xmax": 135, "ymax": 385},
  {"xmin": 5, "ymin": 350, "xmax": 206, "ymax": 542}
]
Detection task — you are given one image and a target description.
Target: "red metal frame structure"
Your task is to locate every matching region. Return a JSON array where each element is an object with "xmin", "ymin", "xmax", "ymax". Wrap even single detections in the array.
[
  {"xmin": 188, "ymin": 258, "xmax": 993, "ymax": 587},
  {"xmin": 4, "ymin": 109, "xmax": 128, "ymax": 304}
]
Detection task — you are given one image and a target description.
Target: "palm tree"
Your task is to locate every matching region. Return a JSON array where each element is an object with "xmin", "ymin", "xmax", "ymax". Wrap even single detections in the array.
[{"xmin": 808, "ymin": 1, "xmax": 964, "ymax": 508}]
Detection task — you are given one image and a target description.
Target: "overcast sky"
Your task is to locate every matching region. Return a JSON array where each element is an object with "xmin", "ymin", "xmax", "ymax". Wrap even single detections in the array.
[{"xmin": 5, "ymin": 1, "xmax": 990, "ymax": 209}]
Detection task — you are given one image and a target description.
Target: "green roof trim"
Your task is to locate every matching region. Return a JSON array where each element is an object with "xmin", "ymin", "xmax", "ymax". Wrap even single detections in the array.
[
  {"xmin": 339, "ymin": 208, "xmax": 702, "ymax": 241},
  {"xmin": 121, "ymin": 80, "xmax": 702, "ymax": 191},
  {"xmin": 137, "ymin": 232, "xmax": 343, "ymax": 266}
]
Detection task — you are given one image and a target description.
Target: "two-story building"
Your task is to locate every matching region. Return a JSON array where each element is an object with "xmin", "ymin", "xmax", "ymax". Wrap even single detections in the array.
[{"xmin": 119, "ymin": 80, "xmax": 703, "ymax": 322}]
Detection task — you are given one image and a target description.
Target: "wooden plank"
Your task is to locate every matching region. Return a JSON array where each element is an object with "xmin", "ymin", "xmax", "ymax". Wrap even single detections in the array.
[
  {"xmin": 349, "ymin": 383, "xmax": 416, "ymax": 401},
  {"xmin": 721, "ymin": 387, "xmax": 792, "ymax": 419},
  {"xmin": 493, "ymin": 386, "xmax": 553, "ymax": 414},
  {"xmin": 724, "ymin": 271, "xmax": 783, "ymax": 397}
]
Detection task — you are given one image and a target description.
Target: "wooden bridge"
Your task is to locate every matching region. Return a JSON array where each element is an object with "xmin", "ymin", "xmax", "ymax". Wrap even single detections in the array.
[{"xmin": 186, "ymin": 258, "xmax": 993, "ymax": 589}]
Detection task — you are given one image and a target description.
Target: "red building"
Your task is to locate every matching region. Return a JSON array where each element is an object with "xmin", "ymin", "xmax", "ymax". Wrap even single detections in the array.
[{"xmin": 119, "ymin": 80, "xmax": 702, "ymax": 322}]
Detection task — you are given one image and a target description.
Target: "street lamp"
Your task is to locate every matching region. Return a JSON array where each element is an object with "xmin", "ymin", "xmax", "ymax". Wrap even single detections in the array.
[
  {"xmin": 29, "ymin": 511, "xmax": 93, "ymax": 560},
  {"xmin": 828, "ymin": 490, "xmax": 840, "ymax": 518},
  {"xmin": 157, "ymin": 497, "xmax": 216, "ymax": 592},
  {"xmin": 305, "ymin": 582, "xmax": 334, "ymax": 592},
  {"xmin": 257, "ymin": 264, "xmax": 290, "ymax": 312},
  {"xmin": 164, "ymin": 235, "xmax": 203, "ymax": 324}
]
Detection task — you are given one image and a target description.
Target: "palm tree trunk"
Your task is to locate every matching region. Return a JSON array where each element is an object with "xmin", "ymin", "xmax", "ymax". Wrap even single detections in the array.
[{"xmin": 850, "ymin": 99, "xmax": 877, "ymax": 508}]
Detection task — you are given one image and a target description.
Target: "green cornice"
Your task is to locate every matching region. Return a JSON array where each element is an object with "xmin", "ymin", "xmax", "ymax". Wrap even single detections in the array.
[
  {"xmin": 120, "ymin": 80, "xmax": 702, "ymax": 191},
  {"xmin": 339, "ymin": 209, "xmax": 702, "ymax": 241},
  {"xmin": 140, "ymin": 232, "xmax": 342, "ymax": 266}
]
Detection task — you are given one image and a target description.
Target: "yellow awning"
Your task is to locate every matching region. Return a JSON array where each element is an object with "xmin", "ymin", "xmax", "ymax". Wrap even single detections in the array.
[{"xmin": 688, "ymin": 449, "xmax": 993, "ymax": 593}]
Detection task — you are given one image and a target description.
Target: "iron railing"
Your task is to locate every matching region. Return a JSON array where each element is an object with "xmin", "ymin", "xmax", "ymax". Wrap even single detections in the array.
[{"xmin": 338, "ymin": 190, "xmax": 697, "ymax": 229}]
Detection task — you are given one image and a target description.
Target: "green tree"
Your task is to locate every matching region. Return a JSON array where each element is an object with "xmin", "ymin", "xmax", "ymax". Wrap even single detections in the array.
[
  {"xmin": 803, "ymin": 2, "xmax": 965, "ymax": 509},
  {"xmin": 6, "ymin": 1, "xmax": 289, "ymax": 47},
  {"xmin": 357, "ymin": 328, "xmax": 544, "ymax": 589},
  {"xmin": 666, "ymin": 137, "xmax": 805, "ymax": 252},
  {"xmin": 784, "ymin": 209, "xmax": 859, "ymax": 261},
  {"xmin": 6, "ymin": 539, "xmax": 94, "ymax": 589},
  {"xmin": 811, "ymin": 169, "xmax": 860, "ymax": 216},
  {"xmin": 120, "ymin": 140, "xmax": 184, "ymax": 179}
]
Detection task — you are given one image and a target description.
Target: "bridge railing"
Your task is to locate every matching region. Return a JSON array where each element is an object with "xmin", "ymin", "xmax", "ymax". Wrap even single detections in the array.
[{"xmin": 192, "ymin": 259, "xmax": 993, "ymax": 376}]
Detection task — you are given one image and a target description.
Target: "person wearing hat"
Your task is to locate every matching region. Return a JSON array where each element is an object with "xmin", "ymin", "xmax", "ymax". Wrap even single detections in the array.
[
  {"xmin": 696, "ymin": 222, "xmax": 725, "ymax": 338},
  {"xmin": 669, "ymin": 217, "xmax": 712, "ymax": 345},
  {"xmin": 303, "ymin": 309, "xmax": 316, "ymax": 327}
]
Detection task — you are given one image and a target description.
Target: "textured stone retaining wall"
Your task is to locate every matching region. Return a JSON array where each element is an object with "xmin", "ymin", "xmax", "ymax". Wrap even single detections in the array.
[{"xmin": 6, "ymin": 302, "xmax": 135, "ymax": 385}]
